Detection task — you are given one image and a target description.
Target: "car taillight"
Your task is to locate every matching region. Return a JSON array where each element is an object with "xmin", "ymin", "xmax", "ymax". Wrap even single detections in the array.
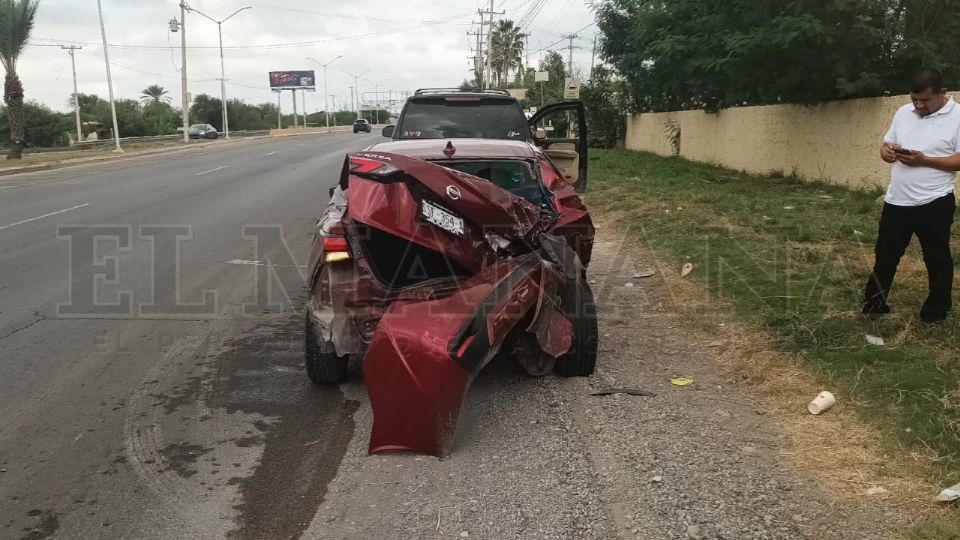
[
  {"xmin": 349, "ymin": 156, "xmax": 399, "ymax": 176},
  {"xmin": 322, "ymin": 224, "xmax": 351, "ymax": 263}
]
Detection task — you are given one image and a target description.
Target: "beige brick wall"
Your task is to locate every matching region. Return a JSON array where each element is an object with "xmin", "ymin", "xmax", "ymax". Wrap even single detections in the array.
[{"xmin": 624, "ymin": 95, "xmax": 935, "ymax": 190}]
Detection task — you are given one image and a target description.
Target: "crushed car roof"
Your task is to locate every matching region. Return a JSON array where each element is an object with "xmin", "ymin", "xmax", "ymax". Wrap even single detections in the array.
[{"xmin": 367, "ymin": 138, "xmax": 537, "ymax": 161}]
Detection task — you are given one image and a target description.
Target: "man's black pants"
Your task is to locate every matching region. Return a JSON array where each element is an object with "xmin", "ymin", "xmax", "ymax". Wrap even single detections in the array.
[{"xmin": 864, "ymin": 193, "xmax": 956, "ymax": 317}]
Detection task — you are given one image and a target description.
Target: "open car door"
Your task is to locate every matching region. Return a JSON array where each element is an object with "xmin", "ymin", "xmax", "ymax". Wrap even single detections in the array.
[{"xmin": 529, "ymin": 101, "xmax": 588, "ymax": 193}]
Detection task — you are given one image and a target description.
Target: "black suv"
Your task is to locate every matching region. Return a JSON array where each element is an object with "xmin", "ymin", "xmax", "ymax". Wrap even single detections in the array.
[
  {"xmin": 380, "ymin": 88, "xmax": 589, "ymax": 192},
  {"xmin": 353, "ymin": 119, "xmax": 371, "ymax": 133}
]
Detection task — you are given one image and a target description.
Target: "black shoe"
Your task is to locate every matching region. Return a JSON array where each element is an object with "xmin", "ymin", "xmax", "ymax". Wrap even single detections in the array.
[
  {"xmin": 920, "ymin": 311, "xmax": 948, "ymax": 323},
  {"xmin": 863, "ymin": 302, "xmax": 891, "ymax": 317}
]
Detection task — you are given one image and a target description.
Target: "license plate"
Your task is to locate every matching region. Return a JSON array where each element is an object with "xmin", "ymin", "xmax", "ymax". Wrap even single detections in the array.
[{"xmin": 421, "ymin": 200, "xmax": 465, "ymax": 237}]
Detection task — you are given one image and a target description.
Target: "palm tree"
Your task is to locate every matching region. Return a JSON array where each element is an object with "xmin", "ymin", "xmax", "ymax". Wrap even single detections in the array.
[
  {"xmin": 490, "ymin": 20, "xmax": 524, "ymax": 89},
  {"xmin": 0, "ymin": 0, "xmax": 40, "ymax": 159},
  {"xmin": 141, "ymin": 84, "xmax": 171, "ymax": 105}
]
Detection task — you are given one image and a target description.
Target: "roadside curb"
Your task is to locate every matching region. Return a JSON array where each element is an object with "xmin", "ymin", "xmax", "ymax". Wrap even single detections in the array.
[{"xmin": 0, "ymin": 164, "xmax": 53, "ymax": 177}]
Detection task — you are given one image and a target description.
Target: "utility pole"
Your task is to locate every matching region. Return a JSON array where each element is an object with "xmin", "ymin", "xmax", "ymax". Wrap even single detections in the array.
[
  {"xmin": 560, "ymin": 33, "xmax": 580, "ymax": 76},
  {"xmin": 275, "ymin": 90, "xmax": 281, "ymax": 129},
  {"xmin": 590, "ymin": 35, "xmax": 597, "ymax": 81},
  {"xmin": 302, "ymin": 89, "xmax": 307, "ymax": 127},
  {"xmin": 307, "ymin": 56, "xmax": 342, "ymax": 133},
  {"xmin": 478, "ymin": 2, "xmax": 505, "ymax": 90},
  {"xmin": 468, "ymin": 27, "xmax": 482, "ymax": 87},
  {"xmin": 330, "ymin": 95, "xmax": 337, "ymax": 125},
  {"xmin": 61, "ymin": 45, "xmax": 83, "ymax": 144},
  {"xmin": 185, "ymin": 6, "xmax": 251, "ymax": 140},
  {"xmin": 291, "ymin": 90, "xmax": 298, "ymax": 128},
  {"xmin": 95, "ymin": 0, "xmax": 121, "ymax": 152}
]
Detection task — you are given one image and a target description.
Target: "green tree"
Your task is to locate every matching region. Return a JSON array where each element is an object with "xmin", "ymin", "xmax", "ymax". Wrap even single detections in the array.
[
  {"xmin": 0, "ymin": 101, "xmax": 71, "ymax": 148},
  {"xmin": 190, "ymin": 94, "xmax": 223, "ymax": 130},
  {"xmin": 140, "ymin": 84, "xmax": 171, "ymax": 105},
  {"xmin": 0, "ymin": 0, "xmax": 40, "ymax": 159},
  {"xmin": 524, "ymin": 51, "xmax": 567, "ymax": 109},
  {"xmin": 581, "ymin": 65, "xmax": 627, "ymax": 148},
  {"xmin": 142, "ymin": 101, "xmax": 179, "ymax": 135},
  {"xmin": 490, "ymin": 19, "xmax": 525, "ymax": 89},
  {"xmin": 595, "ymin": 0, "xmax": 960, "ymax": 112}
]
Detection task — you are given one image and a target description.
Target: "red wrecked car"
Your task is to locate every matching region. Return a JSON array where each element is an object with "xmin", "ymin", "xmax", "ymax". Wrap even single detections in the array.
[{"xmin": 305, "ymin": 97, "xmax": 596, "ymax": 457}]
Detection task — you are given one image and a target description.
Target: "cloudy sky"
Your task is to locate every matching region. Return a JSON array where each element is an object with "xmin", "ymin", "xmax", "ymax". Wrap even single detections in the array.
[{"xmin": 22, "ymin": 0, "xmax": 598, "ymax": 115}]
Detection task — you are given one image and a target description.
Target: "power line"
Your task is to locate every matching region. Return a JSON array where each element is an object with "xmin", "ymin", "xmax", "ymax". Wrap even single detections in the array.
[{"xmin": 109, "ymin": 61, "xmax": 217, "ymax": 84}]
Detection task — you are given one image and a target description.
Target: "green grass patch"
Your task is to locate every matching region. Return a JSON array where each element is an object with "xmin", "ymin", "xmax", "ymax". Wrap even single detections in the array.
[{"xmin": 587, "ymin": 149, "xmax": 960, "ymax": 481}]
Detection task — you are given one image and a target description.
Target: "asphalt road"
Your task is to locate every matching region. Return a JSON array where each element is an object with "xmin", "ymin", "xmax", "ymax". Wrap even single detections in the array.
[{"xmin": 0, "ymin": 132, "xmax": 375, "ymax": 539}]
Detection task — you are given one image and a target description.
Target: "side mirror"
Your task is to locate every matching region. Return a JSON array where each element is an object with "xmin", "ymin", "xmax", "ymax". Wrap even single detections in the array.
[
  {"xmin": 533, "ymin": 127, "xmax": 547, "ymax": 140},
  {"xmin": 381, "ymin": 125, "xmax": 395, "ymax": 138}
]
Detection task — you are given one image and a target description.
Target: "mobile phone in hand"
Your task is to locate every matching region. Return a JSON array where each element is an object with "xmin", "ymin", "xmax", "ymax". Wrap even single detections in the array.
[{"xmin": 893, "ymin": 147, "xmax": 915, "ymax": 155}]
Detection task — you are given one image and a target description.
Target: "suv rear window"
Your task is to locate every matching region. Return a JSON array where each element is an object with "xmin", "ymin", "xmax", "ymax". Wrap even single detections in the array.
[{"xmin": 398, "ymin": 97, "xmax": 526, "ymax": 140}]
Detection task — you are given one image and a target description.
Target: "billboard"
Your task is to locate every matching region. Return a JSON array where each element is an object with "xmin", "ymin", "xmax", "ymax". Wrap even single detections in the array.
[{"xmin": 269, "ymin": 70, "xmax": 316, "ymax": 89}]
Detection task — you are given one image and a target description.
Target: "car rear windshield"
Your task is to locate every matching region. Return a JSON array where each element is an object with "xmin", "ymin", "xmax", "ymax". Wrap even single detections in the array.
[
  {"xmin": 441, "ymin": 160, "xmax": 549, "ymax": 207},
  {"xmin": 398, "ymin": 97, "xmax": 526, "ymax": 140}
]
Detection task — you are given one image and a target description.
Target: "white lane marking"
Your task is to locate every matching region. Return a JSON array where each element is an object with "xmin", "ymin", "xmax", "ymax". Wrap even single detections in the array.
[
  {"xmin": 0, "ymin": 203, "xmax": 90, "ymax": 231},
  {"xmin": 264, "ymin": 151, "xmax": 279, "ymax": 156},
  {"xmin": 195, "ymin": 165, "xmax": 228, "ymax": 176},
  {"xmin": 224, "ymin": 258, "xmax": 307, "ymax": 269},
  {"xmin": 297, "ymin": 143, "xmax": 304, "ymax": 147},
  {"xmin": 0, "ymin": 181, "xmax": 40, "ymax": 191}
]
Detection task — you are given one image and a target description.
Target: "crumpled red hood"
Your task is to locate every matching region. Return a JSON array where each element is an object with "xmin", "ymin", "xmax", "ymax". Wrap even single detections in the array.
[{"xmin": 340, "ymin": 150, "xmax": 582, "ymax": 457}]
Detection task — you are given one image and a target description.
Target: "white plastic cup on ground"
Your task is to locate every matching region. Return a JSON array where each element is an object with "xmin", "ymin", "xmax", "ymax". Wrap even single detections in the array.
[{"xmin": 808, "ymin": 391, "xmax": 836, "ymax": 415}]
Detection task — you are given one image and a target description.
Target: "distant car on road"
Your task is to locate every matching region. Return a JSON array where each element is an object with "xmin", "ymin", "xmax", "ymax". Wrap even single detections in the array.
[
  {"xmin": 188, "ymin": 124, "xmax": 219, "ymax": 139},
  {"xmin": 353, "ymin": 119, "xmax": 371, "ymax": 133}
]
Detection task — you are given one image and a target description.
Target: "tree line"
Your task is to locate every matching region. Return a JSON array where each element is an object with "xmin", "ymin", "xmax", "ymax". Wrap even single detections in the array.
[{"xmin": 595, "ymin": 0, "xmax": 960, "ymax": 113}]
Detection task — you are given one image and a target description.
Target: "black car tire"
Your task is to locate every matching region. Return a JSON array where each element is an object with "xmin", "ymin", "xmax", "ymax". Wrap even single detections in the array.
[
  {"xmin": 555, "ymin": 278, "xmax": 598, "ymax": 377},
  {"xmin": 304, "ymin": 307, "xmax": 349, "ymax": 384}
]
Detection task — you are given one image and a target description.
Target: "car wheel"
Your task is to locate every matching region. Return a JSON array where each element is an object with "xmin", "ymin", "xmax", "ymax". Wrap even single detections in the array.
[
  {"xmin": 304, "ymin": 307, "xmax": 348, "ymax": 384},
  {"xmin": 555, "ymin": 277, "xmax": 598, "ymax": 377}
]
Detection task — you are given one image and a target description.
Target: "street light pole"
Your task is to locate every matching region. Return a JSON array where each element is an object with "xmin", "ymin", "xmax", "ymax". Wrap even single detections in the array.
[
  {"xmin": 95, "ymin": 0, "xmax": 121, "ymax": 152},
  {"xmin": 185, "ymin": 6, "xmax": 251, "ymax": 140},
  {"xmin": 343, "ymin": 69, "xmax": 369, "ymax": 121},
  {"xmin": 61, "ymin": 45, "xmax": 83, "ymax": 143},
  {"xmin": 370, "ymin": 78, "xmax": 388, "ymax": 125},
  {"xmin": 178, "ymin": 2, "xmax": 189, "ymax": 143},
  {"xmin": 307, "ymin": 55, "xmax": 342, "ymax": 133}
]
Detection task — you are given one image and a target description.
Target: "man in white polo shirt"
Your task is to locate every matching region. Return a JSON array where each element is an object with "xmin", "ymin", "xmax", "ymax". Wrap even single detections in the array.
[{"xmin": 864, "ymin": 68, "xmax": 959, "ymax": 323}]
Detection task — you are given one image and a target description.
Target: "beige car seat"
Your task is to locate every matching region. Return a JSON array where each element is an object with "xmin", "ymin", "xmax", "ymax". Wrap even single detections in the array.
[{"xmin": 543, "ymin": 142, "xmax": 580, "ymax": 183}]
